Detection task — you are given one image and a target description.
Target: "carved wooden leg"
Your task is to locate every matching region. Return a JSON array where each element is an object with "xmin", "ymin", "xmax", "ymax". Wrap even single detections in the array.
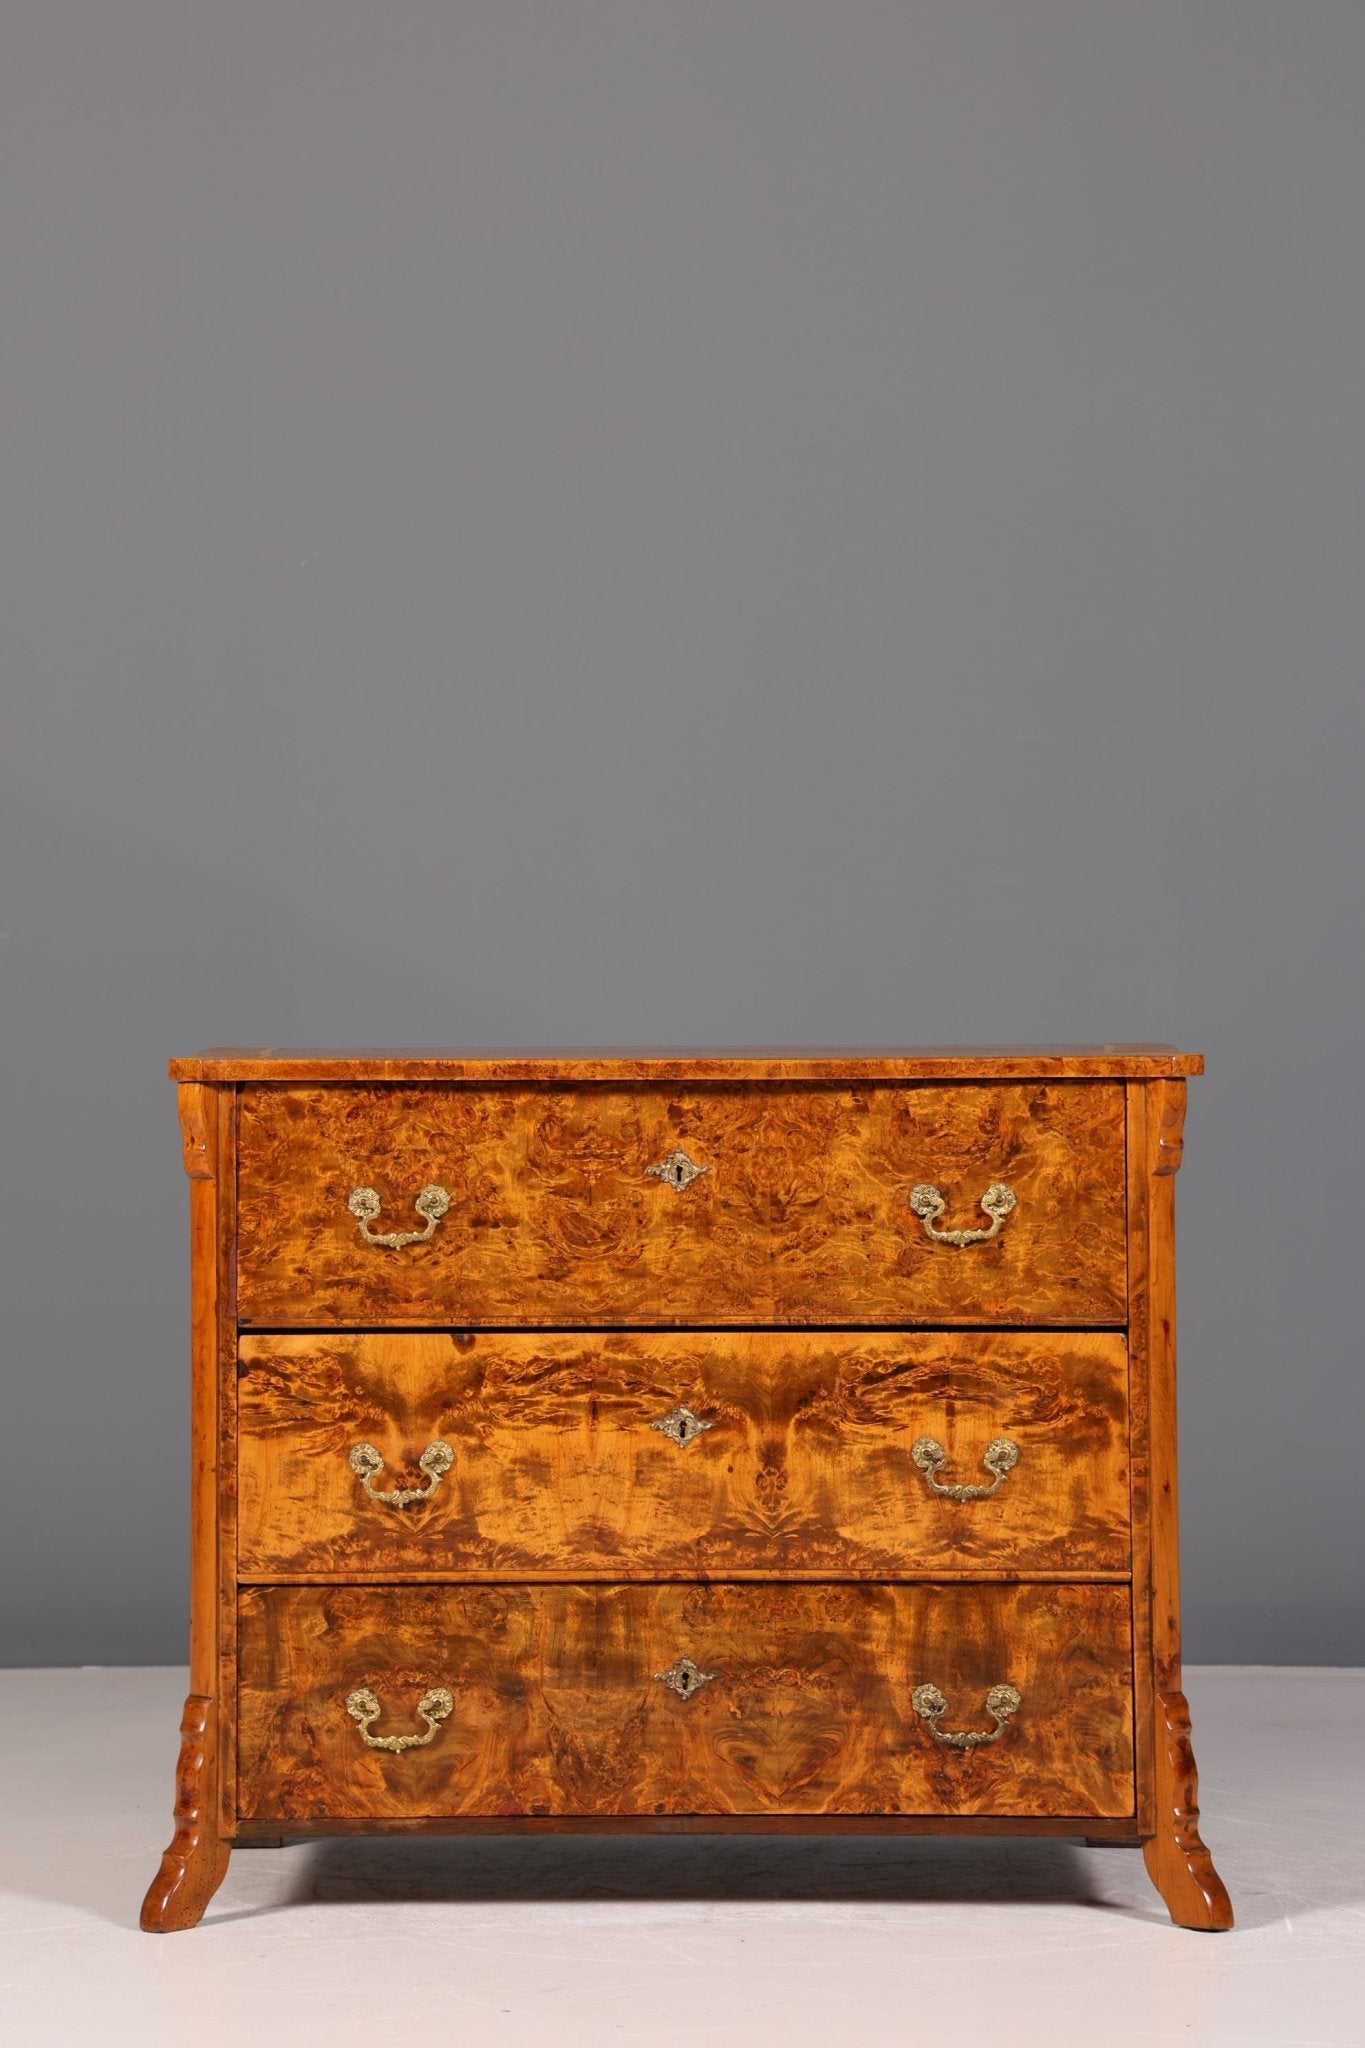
[
  {"xmin": 140, "ymin": 1694, "xmax": 231, "ymax": 1932},
  {"xmin": 1142, "ymin": 1689, "xmax": 1233, "ymax": 1930}
]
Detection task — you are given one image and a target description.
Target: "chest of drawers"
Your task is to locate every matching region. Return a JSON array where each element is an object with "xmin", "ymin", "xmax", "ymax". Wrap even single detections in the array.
[{"xmin": 141, "ymin": 1046, "xmax": 1231, "ymax": 1931}]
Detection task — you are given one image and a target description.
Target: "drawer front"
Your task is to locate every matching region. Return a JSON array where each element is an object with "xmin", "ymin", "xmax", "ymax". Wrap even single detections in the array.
[
  {"xmin": 237, "ymin": 1582, "xmax": 1134, "ymax": 1820},
  {"xmin": 238, "ymin": 1330, "xmax": 1131, "ymax": 1578},
  {"xmin": 235, "ymin": 1082, "xmax": 1127, "ymax": 1324}
]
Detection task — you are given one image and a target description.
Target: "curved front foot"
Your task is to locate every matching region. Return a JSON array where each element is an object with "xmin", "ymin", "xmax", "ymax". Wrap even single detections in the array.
[
  {"xmin": 1143, "ymin": 1689, "xmax": 1233, "ymax": 1930},
  {"xmin": 141, "ymin": 1694, "xmax": 231, "ymax": 1932}
]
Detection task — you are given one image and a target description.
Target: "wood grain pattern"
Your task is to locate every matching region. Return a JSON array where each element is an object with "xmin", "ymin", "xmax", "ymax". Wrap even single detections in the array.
[
  {"xmin": 1125, "ymin": 1083, "xmax": 1156, "ymax": 1836},
  {"xmin": 147, "ymin": 1052, "xmax": 1223, "ymax": 1930},
  {"xmin": 237, "ymin": 1582, "xmax": 1135, "ymax": 1821},
  {"xmin": 237, "ymin": 1330, "xmax": 1131, "ymax": 1578},
  {"xmin": 175, "ymin": 1046, "xmax": 1204, "ymax": 1082},
  {"xmin": 140, "ymin": 1695, "xmax": 230, "ymax": 1931},
  {"xmin": 235, "ymin": 1081, "xmax": 1128, "ymax": 1325},
  {"xmin": 231, "ymin": 1812, "xmax": 1142, "ymax": 1841},
  {"xmin": 1143, "ymin": 1689, "xmax": 1234, "ymax": 1930},
  {"xmin": 1137, "ymin": 1079, "xmax": 1233, "ymax": 1930},
  {"xmin": 214, "ymin": 1085, "xmax": 240, "ymax": 1834},
  {"xmin": 142, "ymin": 1081, "xmax": 232, "ymax": 1930}
]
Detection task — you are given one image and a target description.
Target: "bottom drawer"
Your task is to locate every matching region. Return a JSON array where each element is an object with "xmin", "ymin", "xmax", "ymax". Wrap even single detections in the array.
[{"xmin": 238, "ymin": 1583, "xmax": 1134, "ymax": 1821}]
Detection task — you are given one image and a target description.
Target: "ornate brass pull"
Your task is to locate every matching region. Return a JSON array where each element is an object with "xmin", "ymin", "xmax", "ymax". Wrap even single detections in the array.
[
  {"xmin": 912, "ymin": 1682, "xmax": 1022, "ymax": 1749},
  {"xmin": 909, "ymin": 1180, "xmax": 1016, "ymax": 1248},
  {"xmin": 911, "ymin": 1435, "xmax": 1019, "ymax": 1502},
  {"xmin": 349, "ymin": 1440, "xmax": 454, "ymax": 1507},
  {"xmin": 650, "ymin": 1403, "xmax": 714, "ymax": 1448},
  {"xmin": 347, "ymin": 1183, "xmax": 450, "ymax": 1249},
  {"xmin": 345, "ymin": 1685, "xmax": 454, "ymax": 1753},
  {"xmin": 654, "ymin": 1656, "xmax": 717, "ymax": 1700}
]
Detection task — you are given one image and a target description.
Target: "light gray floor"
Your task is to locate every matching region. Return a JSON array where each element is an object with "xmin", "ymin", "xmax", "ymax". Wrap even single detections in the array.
[{"xmin": 1, "ymin": 1665, "xmax": 1360, "ymax": 2047}]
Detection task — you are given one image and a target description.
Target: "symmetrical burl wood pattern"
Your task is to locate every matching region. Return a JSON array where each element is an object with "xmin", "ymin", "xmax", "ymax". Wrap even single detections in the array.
[
  {"xmin": 235, "ymin": 1081, "xmax": 1128, "ymax": 1325},
  {"xmin": 237, "ymin": 1583, "xmax": 1135, "ymax": 1821},
  {"xmin": 139, "ymin": 1695, "xmax": 230, "ymax": 1932},
  {"xmin": 237, "ymin": 1330, "xmax": 1131, "ymax": 1578},
  {"xmin": 1142, "ymin": 1690, "xmax": 1235, "ymax": 1931}
]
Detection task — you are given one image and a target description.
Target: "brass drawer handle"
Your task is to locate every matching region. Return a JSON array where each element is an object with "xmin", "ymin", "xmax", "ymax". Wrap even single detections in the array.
[
  {"xmin": 347, "ymin": 1182, "xmax": 450, "ymax": 1249},
  {"xmin": 654, "ymin": 1656, "xmax": 717, "ymax": 1700},
  {"xmin": 345, "ymin": 1685, "xmax": 454, "ymax": 1754},
  {"xmin": 909, "ymin": 1180, "xmax": 1016, "ymax": 1248},
  {"xmin": 911, "ymin": 1435, "xmax": 1020, "ymax": 1502},
  {"xmin": 912, "ymin": 1682, "xmax": 1022, "ymax": 1749},
  {"xmin": 349, "ymin": 1440, "xmax": 454, "ymax": 1507}
]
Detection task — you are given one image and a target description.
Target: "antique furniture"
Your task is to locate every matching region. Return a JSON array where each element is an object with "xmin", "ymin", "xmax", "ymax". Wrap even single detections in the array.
[{"xmin": 141, "ymin": 1046, "xmax": 1232, "ymax": 1931}]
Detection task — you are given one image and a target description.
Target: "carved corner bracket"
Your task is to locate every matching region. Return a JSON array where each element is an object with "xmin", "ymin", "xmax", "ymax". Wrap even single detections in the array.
[
  {"xmin": 178, "ymin": 1082, "xmax": 215, "ymax": 1179},
  {"xmin": 1153, "ymin": 1081, "xmax": 1187, "ymax": 1178}
]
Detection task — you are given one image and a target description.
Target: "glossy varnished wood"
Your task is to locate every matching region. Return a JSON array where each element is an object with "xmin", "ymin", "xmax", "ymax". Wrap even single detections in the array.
[
  {"xmin": 174, "ymin": 1045, "xmax": 1204, "ymax": 1082},
  {"xmin": 237, "ymin": 1329, "xmax": 1132, "ymax": 1578},
  {"xmin": 232, "ymin": 1812, "xmax": 1143, "ymax": 1841},
  {"xmin": 234, "ymin": 1081, "xmax": 1128, "ymax": 1325},
  {"xmin": 139, "ymin": 1694, "xmax": 229, "ymax": 1932},
  {"xmin": 237, "ymin": 1582, "xmax": 1135, "ymax": 1821},
  {"xmin": 1136, "ymin": 1080, "xmax": 1234, "ymax": 1930},
  {"xmin": 143, "ymin": 1048, "xmax": 1226, "ymax": 1932},
  {"xmin": 141, "ymin": 1084, "xmax": 232, "ymax": 1931}
]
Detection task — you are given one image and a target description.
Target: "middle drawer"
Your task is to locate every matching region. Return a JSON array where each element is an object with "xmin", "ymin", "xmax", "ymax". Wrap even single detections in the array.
[{"xmin": 238, "ymin": 1330, "xmax": 1130, "ymax": 1578}]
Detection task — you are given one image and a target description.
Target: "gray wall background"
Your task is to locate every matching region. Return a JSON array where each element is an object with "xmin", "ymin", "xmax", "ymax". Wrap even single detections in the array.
[{"xmin": 2, "ymin": 2, "xmax": 1362, "ymax": 1667}]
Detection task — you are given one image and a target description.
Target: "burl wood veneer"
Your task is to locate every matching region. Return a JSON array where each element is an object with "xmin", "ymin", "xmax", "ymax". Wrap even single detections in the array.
[
  {"xmin": 237, "ymin": 1329, "xmax": 1132, "ymax": 1579},
  {"xmin": 234, "ymin": 1081, "xmax": 1128, "ymax": 1326},
  {"xmin": 142, "ymin": 1047, "xmax": 1231, "ymax": 1932},
  {"xmin": 237, "ymin": 1582, "xmax": 1135, "ymax": 1821}
]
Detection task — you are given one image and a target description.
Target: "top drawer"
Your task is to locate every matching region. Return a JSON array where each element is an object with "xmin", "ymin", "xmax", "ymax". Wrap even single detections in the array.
[{"xmin": 235, "ymin": 1082, "xmax": 1127, "ymax": 1326}]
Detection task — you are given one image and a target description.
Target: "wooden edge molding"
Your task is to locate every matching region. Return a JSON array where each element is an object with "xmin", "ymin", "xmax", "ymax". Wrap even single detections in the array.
[
  {"xmin": 140, "ymin": 1695, "xmax": 230, "ymax": 1932},
  {"xmin": 170, "ymin": 1046, "xmax": 1205, "ymax": 1084},
  {"xmin": 229, "ymin": 1812, "xmax": 1143, "ymax": 1841}
]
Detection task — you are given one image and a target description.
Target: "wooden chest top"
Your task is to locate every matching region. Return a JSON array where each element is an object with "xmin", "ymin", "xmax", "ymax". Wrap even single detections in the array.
[{"xmin": 172, "ymin": 1044, "xmax": 1203, "ymax": 1081}]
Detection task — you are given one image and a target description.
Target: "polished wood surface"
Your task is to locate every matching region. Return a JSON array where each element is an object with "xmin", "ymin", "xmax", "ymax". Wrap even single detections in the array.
[
  {"xmin": 237, "ymin": 1329, "xmax": 1131, "ymax": 1578},
  {"xmin": 1144, "ymin": 1688, "xmax": 1234, "ymax": 1930},
  {"xmin": 143, "ymin": 1051, "xmax": 1229, "ymax": 1933},
  {"xmin": 175, "ymin": 1045, "xmax": 1204, "ymax": 1081},
  {"xmin": 139, "ymin": 1694, "xmax": 230, "ymax": 1932},
  {"xmin": 235, "ymin": 1081, "xmax": 1127, "ymax": 1326},
  {"xmin": 141, "ymin": 1085, "xmax": 232, "ymax": 1932},
  {"xmin": 237, "ymin": 1582, "xmax": 1135, "ymax": 1821},
  {"xmin": 232, "ymin": 1811, "xmax": 1143, "ymax": 1841},
  {"xmin": 1136, "ymin": 1080, "xmax": 1234, "ymax": 1930}
]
